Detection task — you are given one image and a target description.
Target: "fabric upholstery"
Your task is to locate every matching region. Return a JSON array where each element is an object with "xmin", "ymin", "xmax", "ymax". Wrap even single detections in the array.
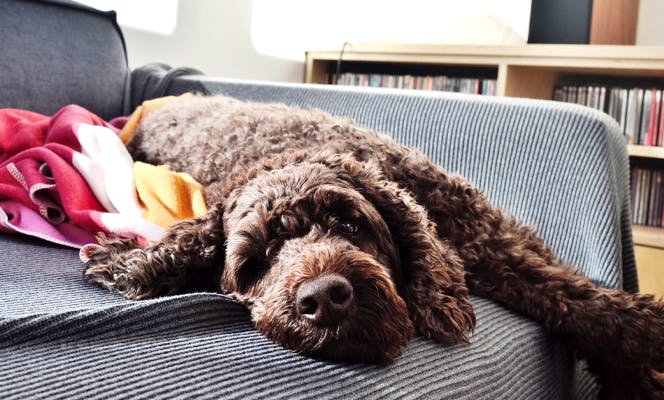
[
  {"xmin": 0, "ymin": 0, "xmax": 129, "ymax": 120},
  {"xmin": 0, "ymin": 236, "xmax": 571, "ymax": 400},
  {"xmin": 129, "ymin": 63, "xmax": 204, "ymax": 111}
]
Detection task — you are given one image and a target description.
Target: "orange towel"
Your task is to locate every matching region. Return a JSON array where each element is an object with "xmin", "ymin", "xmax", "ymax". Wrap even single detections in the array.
[{"xmin": 134, "ymin": 161, "xmax": 207, "ymax": 228}]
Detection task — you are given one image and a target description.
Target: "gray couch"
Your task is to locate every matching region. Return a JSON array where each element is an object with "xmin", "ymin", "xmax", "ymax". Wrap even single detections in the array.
[{"xmin": 0, "ymin": 1, "xmax": 636, "ymax": 399}]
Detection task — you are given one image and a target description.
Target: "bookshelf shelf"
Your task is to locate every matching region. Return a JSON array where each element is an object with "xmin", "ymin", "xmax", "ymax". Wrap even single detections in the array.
[
  {"xmin": 305, "ymin": 44, "xmax": 664, "ymax": 98},
  {"xmin": 628, "ymin": 145, "xmax": 664, "ymax": 160},
  {"xmin": 305, "ymin": 44, "xmax": 664, "ymax": 262},
  {"xmin": 633, "ymin": 225, "xmax": 664, "ymax": 248}
]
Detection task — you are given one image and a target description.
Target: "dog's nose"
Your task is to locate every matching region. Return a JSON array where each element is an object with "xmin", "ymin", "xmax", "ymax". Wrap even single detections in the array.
[{"xmin": 296, "ymin": 274, "xmax": 354, "ymax": 326}]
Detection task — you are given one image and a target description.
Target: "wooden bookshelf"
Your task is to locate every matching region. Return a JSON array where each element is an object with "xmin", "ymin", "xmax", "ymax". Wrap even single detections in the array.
[
  {"xmin": 629, "ymin": 145, "xmax": 664, "ymax": 253},
  {"xmin": 306, "ymin": 44, "xmax": 664, "ymax": 97},
  {"xmin": 634, "ymin": 244, "xmax": 664, "ymax": 298},
  {"xmin": 305, "ymin": 44, "xmax": 664, "ymax": 293},
  {"xmin": 633, "ymin": 225, "xmax": 664, "ymax": 248}
]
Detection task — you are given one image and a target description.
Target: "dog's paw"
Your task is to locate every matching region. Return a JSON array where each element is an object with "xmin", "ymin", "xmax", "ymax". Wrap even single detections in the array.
[
  {"xmin": 79, "ymin": 243, "xmax": 104, "ymax": 264},
  {"xmin": 82, "ymin": 236, "xmax": 156, "ymax": 300}
]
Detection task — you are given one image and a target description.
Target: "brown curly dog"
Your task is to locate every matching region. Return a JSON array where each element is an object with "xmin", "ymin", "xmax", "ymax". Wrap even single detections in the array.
[{"xmin": 83, "ymin": 95, "xmax": 664, "ymax": 398}]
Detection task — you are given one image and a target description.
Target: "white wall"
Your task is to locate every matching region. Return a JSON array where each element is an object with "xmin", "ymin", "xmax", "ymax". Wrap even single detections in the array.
[
  {"xmin": 121, "ymin": 0, "xmax": 304, "ymax": 82},
  {"xmin": 251, "ymin": 0, "xmax": 531, "ymax": 61},
  {"xmin": 119, "ymin": 0, "xmax": 531, "ymax": 83},
  {"xmin": 117, "ymin": 0, "xmax": 664, "ymax": 84},
  {"xmin": 636, "ymin": 0, "xmax": 664, "ymax": 45}
]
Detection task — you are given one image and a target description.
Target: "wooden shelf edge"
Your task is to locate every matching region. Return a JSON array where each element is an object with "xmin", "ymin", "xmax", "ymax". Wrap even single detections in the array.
[
  {"xmin": 307, "ymin": 44, "xmax": 664, "ymax": 74},
  {"xmin": 628, "ymin": 145, "xmax": 664, "ymax": 160},
  {"xmin": 633, "ymin": 225, "xmax": 664, "ymax": 248},
  {"xmin": 307, "ymin": 44, "xmax": 664, "ymax": 61}
]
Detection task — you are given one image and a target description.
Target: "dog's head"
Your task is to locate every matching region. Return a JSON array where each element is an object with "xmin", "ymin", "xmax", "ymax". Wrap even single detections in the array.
[{"xmin": 219, "ymin": 152, "xmax": 474, "ymax": 363}]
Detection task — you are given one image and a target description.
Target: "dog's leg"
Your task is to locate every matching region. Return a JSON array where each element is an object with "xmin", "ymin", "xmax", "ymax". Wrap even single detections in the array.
[
  {"xmin": 462, "ymin": 217, "xmax": 664, "ymax": 398},
  {"xmin": 84, "ymin": 204, "xmax": 225, "ymax": 299},
  {"xmin": 467, "ymin": 221, "xmax": 664, "ymax": 398},
  {"xmin": 389, "ymin": 152, "xmax": 664, "ymax": 398}
]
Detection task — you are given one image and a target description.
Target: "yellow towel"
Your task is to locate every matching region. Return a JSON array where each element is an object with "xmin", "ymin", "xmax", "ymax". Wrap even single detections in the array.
[{"xmin": 134, "ymin": 161, "xmax": 207, "ymax": 228}]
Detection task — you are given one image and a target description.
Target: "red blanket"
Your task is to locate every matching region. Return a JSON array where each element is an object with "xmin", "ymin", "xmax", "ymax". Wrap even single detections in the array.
[{"xmin": 0, "ymin": 105, "xmax": 163, "ymax": 247}]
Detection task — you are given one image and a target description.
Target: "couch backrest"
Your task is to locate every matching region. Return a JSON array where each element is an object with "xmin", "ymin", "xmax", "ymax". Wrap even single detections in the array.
[
  {"xmin": 184, "ymin": 78, "xmax": 637, "ymax": 293},
  {"xmin": 0, "ymin": 0, "xmax": 129, "ymax": 120}
]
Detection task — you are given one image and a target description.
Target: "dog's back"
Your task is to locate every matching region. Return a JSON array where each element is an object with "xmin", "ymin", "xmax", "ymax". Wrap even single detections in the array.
[{"xmin": 128, "ymin": 95, "xmax": 402, "ymax": 191}]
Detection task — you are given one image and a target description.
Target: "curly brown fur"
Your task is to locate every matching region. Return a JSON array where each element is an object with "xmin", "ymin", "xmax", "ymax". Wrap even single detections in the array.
[
  {"xmin": 83, "ymin": 203, "xmax": 225, "ymax": 298},
  {"xmin": 85, "ymin": 95, "xmax": 664, "ymax": 398}
]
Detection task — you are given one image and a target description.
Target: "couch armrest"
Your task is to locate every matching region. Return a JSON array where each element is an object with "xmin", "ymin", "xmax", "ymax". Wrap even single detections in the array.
[
  {"xmin": 138, "ymin": 71, "xmax": 635, "ymax": 292},
  {"xmin": 1, "ymin": 0, "xmax": 130, "ymax": 120}
]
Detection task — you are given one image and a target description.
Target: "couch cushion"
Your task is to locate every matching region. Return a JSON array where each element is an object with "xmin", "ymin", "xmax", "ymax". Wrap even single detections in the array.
[
  {"xmin": 0, "ymin": 236, "xmax": 571, "ymax": 400},
  {"xmin": 0, "ymin": 0, "xmax": 129, "ymax": 120}
]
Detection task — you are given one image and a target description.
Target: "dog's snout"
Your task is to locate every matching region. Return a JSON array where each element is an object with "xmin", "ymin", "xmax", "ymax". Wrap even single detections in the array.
[{"xmin": 296, "ymin": 274, "xmax": 354, "ymax": 326}]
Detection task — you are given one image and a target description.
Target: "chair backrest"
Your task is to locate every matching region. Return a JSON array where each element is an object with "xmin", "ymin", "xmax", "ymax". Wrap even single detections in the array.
[{"xmin": 0, "ymin": 0, "xmax": 129, "ymax": 120}]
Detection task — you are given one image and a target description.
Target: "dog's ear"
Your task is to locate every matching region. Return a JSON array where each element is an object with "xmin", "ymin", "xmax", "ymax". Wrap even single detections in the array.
[{"xmin": 317, "ymin": 153, "xmax": 475, "ymax": 344}]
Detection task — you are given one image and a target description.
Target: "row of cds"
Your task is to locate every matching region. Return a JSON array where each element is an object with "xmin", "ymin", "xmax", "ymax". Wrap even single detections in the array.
[
  {"xmin": 332, "ymin": 73, "xmax": 497, "ymax": 95},
  {"xmin": 554, "ymin": 85, "xmax": 664, "ymax": 146},
  {"xmin": 631, "ymin": 166, "xmax": 664, "ymax": 227}
]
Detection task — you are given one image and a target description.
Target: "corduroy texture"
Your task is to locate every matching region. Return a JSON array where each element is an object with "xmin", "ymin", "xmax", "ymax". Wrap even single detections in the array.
[
  {"xmin": 2, "ymin": 78, "xmax": 635, "ymax": 399},
  {"xmin": 0, "ymin": 232, "xmax": 570, "ymax": 399}
]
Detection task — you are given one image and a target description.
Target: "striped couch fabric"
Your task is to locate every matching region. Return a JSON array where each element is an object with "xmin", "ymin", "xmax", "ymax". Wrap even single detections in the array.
[{"xmin": 1, "ymin": 80, "xmax": 634, "ymax": 399}]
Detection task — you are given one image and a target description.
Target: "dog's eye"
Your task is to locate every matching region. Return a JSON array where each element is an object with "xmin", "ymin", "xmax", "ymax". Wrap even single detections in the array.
[
  {"xmin": 336, "ymin": 220, "xmax": 357, "ymax": 235},
  {"xmin": 268, "ymin": 218, "xmax": 281, "ymax": 236},
  {"xmin": 339, "ymin": 220, "xmax": 358, "ymax": 235},
  {"xmin": 324, "ymin": 212, "xmax": 359, "ymax": 236}
]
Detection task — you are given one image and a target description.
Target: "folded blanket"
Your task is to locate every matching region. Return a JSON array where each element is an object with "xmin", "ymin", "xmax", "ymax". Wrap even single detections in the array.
[{"xmin": 0, "ymin": 101, "xmax": 206, "ymax": 248}]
